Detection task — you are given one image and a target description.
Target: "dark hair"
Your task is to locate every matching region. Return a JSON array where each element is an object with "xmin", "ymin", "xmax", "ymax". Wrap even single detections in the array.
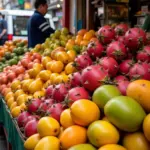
[{"xmin": 34, "ymin": 0, "xmax": 47, "ymax": 9}]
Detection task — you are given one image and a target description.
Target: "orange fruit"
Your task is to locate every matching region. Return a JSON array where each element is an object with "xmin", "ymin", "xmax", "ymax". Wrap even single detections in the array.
[
  {"xmin": 143, "ymin": 114, "xmax": 150, "ymax": 141},
  {"xmin": 87, "ymin": 120, "xmax": 120, "ymax": 147},
  {"xmin": 14, "ymin": 89, "xmax": 24, "ymax": 99},
  {"xmin": 98, "ymin": 144, "xmax": 127, "ymax": 150},
  {"xmin": 42, "ymin": 56, "xmax": 52, "ymax": 69},
  {"xmin": 67, "ymin": 50, "xmax": 76, "ymax": 62},
  {"xmin": 11, "ymin": 80, "xmax": 21, "ymax": 91},
  {"xmin": 78, "ymin": 29, "xmax": 88, "ymax": 36},
  {"xmin": 33, "ymin": 91, "xmax": 45, "ymax": 98},
  {"xmin": 83, "ymin": 32, "xmax": 94, "ymax": 41},
  {"xmin": 127, "ymin": 79, "xmax": 150, "ymax": 112},
  {"xmin": 10, "ymin": 102, "xmax": 17, "ymax": 111},
  {"xmin": 59, "ymin": 125, "xmax": 87, "ymax": 149},
  {"xmin": 5, "ymin": 92, "xmax": 14, "ymax": 102},
  {"xmin": 38, "ymin": 70, "xmax": 51, "ymax": 81},
  {"xmin": 11, "ymin": 106, "xmax": 22, "ymax": 118},
  {"xmin": 65, "ymin": 62, "xmax": 76, "ymax": 75},
  {"xmin": 24, "ymin": 133, "xmax": 41, "ymax": 150},
  {"xmin": 7, "ymin": 97, "xmax": 15, "ymax": 108},
  {"xmin": 34, "ymin": 136, "xmax": 60, "ymax": 150},
  {"xmin": 50, "ymin": 61, "xmax": 64, "ymax": 73},
  {"xmin": 37, "ymin": 117, "xmax": 60, "ymax": 137},
  {"xmin": 16, "ymin": 94, "xmax": 28, "ymax": 105},
  {"xmin": 70, "ymin": 99, "xmax": 100, "ymax": 126},
  {"xmin": 80, "ymin": 40, "xmax": 90, "ymax": 46},
  {"xmin": 123, "ymin": 132, "xmax": 149, "ymax": 150},
  {"xmin": 60, "ymin": 109, "xmax": 75, "ymax": 129}
]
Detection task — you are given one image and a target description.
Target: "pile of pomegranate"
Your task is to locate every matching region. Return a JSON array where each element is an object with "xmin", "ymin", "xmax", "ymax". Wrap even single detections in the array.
[{"xmin": 17, "ymin": 24, "xmax": 150, "ymax": 138}]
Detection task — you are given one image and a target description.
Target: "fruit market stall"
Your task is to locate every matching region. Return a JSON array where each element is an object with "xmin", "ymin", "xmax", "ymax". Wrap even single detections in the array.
[{"xmin": 1, "ymin": 25, "xmax": 150, "ymax": 150}]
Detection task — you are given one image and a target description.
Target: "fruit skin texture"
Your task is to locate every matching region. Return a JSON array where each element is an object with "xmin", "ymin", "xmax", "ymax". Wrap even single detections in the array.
[
  {"xmin": 81, "ymin": 65, "xmax": 108, "ymax": 92},
  {"xmin": 104, "ymin": 96, "xmax": 146, "ymax": 132},
  {"xmin": 66, "ymin": 87, "xmax": 90, "ymax": 106},
  {"xmin": 37, "ymin": 117, "xmax": 60, "ymax": 137},
  {"xmin": 123, "ymin": 132, "xmax": 149, "ymax": 150},
  {"xmin": 99, "ymin": 57, "xmax": 119, "ymax": 77},
  {"xmin": 92, "ymin": 85, "xmax": 121, "ymax": 109},
  {"xmin": 127, "ymin": 79, "xmax": 150, "ymax": 112},
  {"xmin": 70, "ymin": 99, "xmax": 100, "ymax": 126},
  {"xmin": 143, "ymin": 114, "xmax": 150, "ymax": 141},
  {"xmin": 124, "ymin": 27, "xmax": 146, "ymax": 50},
  {"xmin": 59, "ymin": 125, "xmax": 87, "ymax": 149},
  {"xmin": 60, "ymin": 109, "xmax": 75, "ymax": 129},
  {"xmin": 99, "ymin": 144, "xmax": 127, "ymax": 150},
  {"xmin": 69, "ymin": 144, "xmax": 96, "ymax": 150},
  {"xmin": 24, "ymin": 120, "xmax": 38, "ymax": 137},
  {"xmin": 24, "ymin": 133, "xmax": 40, "ymax": 150},
  {"xmin": 106, "ymin": 41, "xmax": 127, "ymax": 60},
  {"xmin": 98, "ymin": 25, "xmax": 115, "ymax": 44},
  {"xmin": 87, "ymin": 120, "xmax": 120, "ymax": 148},
  {"xmin": 34, "ymin": 136, "xmax": 60, "ymax": 150}
]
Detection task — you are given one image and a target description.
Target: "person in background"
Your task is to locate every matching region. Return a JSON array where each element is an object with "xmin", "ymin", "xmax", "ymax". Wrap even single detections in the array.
[
  {"xmin": 0, "ymin": 13, "xmax": 7, "ymax": 46},
  {"xmin": 27, "ymin": 0, "xmax": 55, "ymax": 48}
]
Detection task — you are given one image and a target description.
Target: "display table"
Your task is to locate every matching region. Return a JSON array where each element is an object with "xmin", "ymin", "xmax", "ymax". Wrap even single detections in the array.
[{"xmin": 0, "ymin": 97, "xmax": 25, "ymax": 150}]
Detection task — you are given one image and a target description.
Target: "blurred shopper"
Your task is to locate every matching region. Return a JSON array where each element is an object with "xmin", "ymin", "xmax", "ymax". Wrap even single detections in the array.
[
  {"xmin": 0, "ymin": 13, "xmax": 7, "ymax": 45},
  {"xmin": 27, "ymin": 0, "xmax": 55, "ymax": 48}
]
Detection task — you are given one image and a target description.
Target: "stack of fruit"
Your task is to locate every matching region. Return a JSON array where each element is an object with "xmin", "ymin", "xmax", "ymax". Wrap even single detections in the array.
[
  {"xmin": 0, "ymin": 39, "xmax": 28, "ymax": 72},
  {"xmin": 1, "ymin": 24, "xmax": 150, "ymax": 149}
]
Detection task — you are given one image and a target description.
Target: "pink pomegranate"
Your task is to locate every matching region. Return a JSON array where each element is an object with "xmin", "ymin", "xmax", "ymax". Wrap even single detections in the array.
[
  {"xmin": 136, "ymin": 46, "xmax": 150, "ymax": 62},
  {"xmin": 45, "ymin": 85, "xmax": 55, "ymax": 98},
  {"xmin": 24, "ymin": 120, "xmax": 38, "ymax": 137},
  {"xmin": 117, "ymin": 80, "xmax": 130, "ymax": 96},
  {"xmin": 97, "ymin": 25, "xmax": 115, "ymax": 45},
  {"xmin": 70, "ymin": 72, "xmax": 82, "ymax": 87},
  {"xmin": 52, "ymin": 83, "xmax": 70, "ymax": 103},
  {"xmin": 114, "ymin": 75, "xmax": 128, "ymax": 82},
  {"xmin": 27, "ymin": 98, "xmax": 42, "ymax": 114},
  {"xmin": 39, "ymin": 98, "xmax": 55, "ymax": 112},
  {"xmin": 129, "ymin": 63, "xmax": 150, "ymax": 80},
  {"xmin": 65, "ymin": 87, "xmax": 90, "ymax": 106},
  {"xmin": 87, "ymin": 41, "xmax": 104, "ymax": 59},
  {"xmin": 115, "ymin": 23, "xmax": 129, "ymax": 35},
  {"xmin": 47, "ymin": 103, "xmax": 65, "ymax": 122},
  {"xmin": 124, "ymin": 28, "xmax": 147, "ymax": 50},
  {"xmin": 119, "ymin": 59, "xmax": 134, "ymax": 74},
  {"xmin": 99, "ymin": 57, "xmax": 119, "ymax": 77},
  {"xmin": 23, "ymin": 115, "xmax": 39, "ymax": 127},
  {"xmin": 81, "ymin": 64, "xmax": 109, "ymax": 91},
  {"xmin": 74, "ymin": 53, "xmax": 93, "ymax": 71},
  {"xmin": 106, "ymin": 41, "xmax": 127, "ymax": 60},
  {"xmin": 116, "ymin": 35, "xmax": 125, "ymax": 44},
  {"xmin": 17, "ymin": 111, "xmax": 31, "ymax": 127}
]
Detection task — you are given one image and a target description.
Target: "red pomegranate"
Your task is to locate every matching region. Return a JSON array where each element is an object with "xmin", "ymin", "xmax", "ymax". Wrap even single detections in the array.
[
  {"xmin": 47, "ymin": 103, "xmax": 65, "ymax": 122},
  {"xmin": 70, "ymin": 72, "xmax": 82, "ymax": 87},
  {"xmin": 17, "ymin": 111, "xmax": 31, "ymax": 127},
  {"xmin": 87, "ymin": 41, "xmax": 104, "ymax": 60},
  {"xmin": 24, "ymin": 120, "xmax": 38, "ymax": 137},
  {"xmin": 129, "ymin": 62, "xmax": 150, "ymax": 80},
  {"xmin": 27, "ymin": 98, "xmax": 42, "ymax": 114},
  {"xmin": 99, "ymin": 57, "xmax": 119, "ymax": 77},
  {"xmin": 106, "ymin": 41, "xmax": 127, "ymax": 60},
  {"xmin": 65, "ymin": 87, "xmax": 90, "ymax": 106},
  {"xmin": 124, "ymin": 28, "xmax": 147, "ymax": 50},
  {"xmin": 114, "ymin": 75, "xmax": 128, "ymax": 82},
  {"xmin": 81, "ymin": 64, "xmax": 109, "ymax": 91},
  {"xmin": 115, "ymin": 23, "xmax": 129, "ymax": 35},
  {"xmin": 45, "ymin": 85, "xmax": 55, "ymax": 98},
  {"xmin": 74, "ymin": 53, "xmax": 93, "ymax": 71},
  {"xmin": 119, "ymin": 59, "xmax": 134, "ymax": 75},
  {"xmin": 98, "ymin": 25, "xmax": 115, "ymax": 45},
  {"xmin": 52, "ymin": 83, "xmax": 70, "ymax": 103}
]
